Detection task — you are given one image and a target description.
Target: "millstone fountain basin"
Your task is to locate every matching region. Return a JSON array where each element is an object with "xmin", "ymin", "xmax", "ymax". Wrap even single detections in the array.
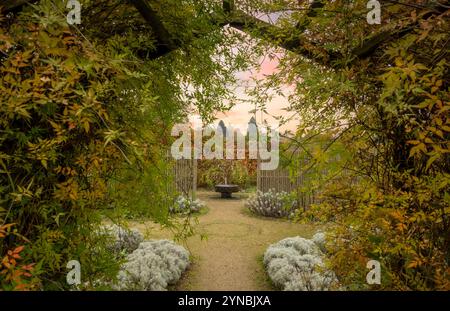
[{"xmin": 215, "ymin": 184, "xmax": 239, "ymax": 198}]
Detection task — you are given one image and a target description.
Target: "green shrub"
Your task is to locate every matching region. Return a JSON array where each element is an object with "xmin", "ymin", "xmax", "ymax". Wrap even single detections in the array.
[{"xmin": 199, "ymin": 160, "xmax": 254, "ymax": 189}]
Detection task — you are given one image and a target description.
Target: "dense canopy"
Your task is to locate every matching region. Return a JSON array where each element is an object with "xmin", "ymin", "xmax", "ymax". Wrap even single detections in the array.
[{"xmin": 1, "ymin": 0, "xmax": 448, "ymax": 290}]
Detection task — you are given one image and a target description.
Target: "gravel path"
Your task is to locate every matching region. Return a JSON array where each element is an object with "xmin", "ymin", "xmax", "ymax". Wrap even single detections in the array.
[{"xmin": 132, "ymin": 190, "xmax": 320, "ymax": 291}]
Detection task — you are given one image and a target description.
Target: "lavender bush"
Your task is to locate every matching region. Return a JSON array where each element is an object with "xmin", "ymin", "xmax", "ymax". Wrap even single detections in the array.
[
  {"xmin": 101, "ymin": 224, "xmax": 144, "ymax": 254},
  {"xmin": 115, "ymin": 240, "xmax": 190, "ymax": 291},
  {"xmin": 263, "ymin": 234, "xmax": 338, "ymax": 291},
  {"xmin": 170, "ymin": 196, "xmax": 205, "ymax": 214},
  {"xmin": 246, "ymin": 189, "xmax": 297, "ymax": 218}
]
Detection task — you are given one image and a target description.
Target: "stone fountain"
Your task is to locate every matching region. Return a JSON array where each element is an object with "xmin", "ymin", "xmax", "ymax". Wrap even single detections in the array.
[{"xmin": 215, "ymin": 177, "xmax": 239, "ymax": 199}]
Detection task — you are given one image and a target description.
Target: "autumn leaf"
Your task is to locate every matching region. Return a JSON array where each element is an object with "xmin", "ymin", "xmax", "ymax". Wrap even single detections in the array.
[{"xmin": 13, "ymin": 246, "xmax": 24, "ymax": 254}]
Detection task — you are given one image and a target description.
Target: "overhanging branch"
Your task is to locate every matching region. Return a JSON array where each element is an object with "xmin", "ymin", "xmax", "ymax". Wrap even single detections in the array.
[
  {"xmin": 1, "ymin": 0, "xmax": 31, "ymax": 13},
  {"xmin": 225, "ymin": 1, "xmax": 448, "ymax": 68},
  {"xmin": 3, "ymin": 0, "xmax": 447, "ymax": 68},
  {"xmin": 228, "ymin": 8, "xmax": 338, "ymax": 67},
  {"xmin": 128, "ymin": 0, "xmax": 176, "ymax": 54}
]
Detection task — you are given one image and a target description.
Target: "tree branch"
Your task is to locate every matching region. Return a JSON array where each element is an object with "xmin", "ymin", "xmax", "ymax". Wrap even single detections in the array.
[
  {"xmin": 228, "ymin": 9, "xmax": 337, "ymax": 67},
  {"xmin": 128, "ymin": 0, "xmax": 176, "ymax": 54},
  {"xmin": 226, "ymin": 1, "xmax": 447, "ymax": 68},
  {"xmin": 1, "ymin": 0, "xmax": 32, "ymax": 13}
]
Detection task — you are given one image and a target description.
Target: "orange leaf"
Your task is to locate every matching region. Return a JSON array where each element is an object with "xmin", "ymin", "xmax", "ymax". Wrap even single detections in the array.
[
  {"xmin": 396, "ymin": 223, "xmax": 407, "ymax": 232},
  {"xmin": 22, "ymin": 264, "xmax": 35, "ymax": 271},
  {"xmin": 0, "ymin": 223, "xmax": 15, "ymax": 230},
  {"xmin": 14, "ymin": 283, "xmax": 29, "ymax": 291},
  {"xmin": 407, "ymin": 261, "xmax": 418, "ymax": 269},
  {"xmin": 13, "ymin": 245, "xmax": 25, "ymax": 254}
]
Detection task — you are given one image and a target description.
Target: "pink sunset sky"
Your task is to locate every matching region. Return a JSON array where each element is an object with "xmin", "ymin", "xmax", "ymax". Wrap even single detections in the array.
[
  {"xmin": 189, "ymin": 15, "xmax": 299, "ymax": 135},
  {"xmin": 189, "ymin": 53, "xmax": 298, "ymax": 134}
]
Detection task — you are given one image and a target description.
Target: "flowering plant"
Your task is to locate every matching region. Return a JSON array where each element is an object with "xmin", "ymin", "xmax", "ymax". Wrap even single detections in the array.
[
  {"xmin": 170, "ymin": 196, "xmax": 205, "ymax": 214},
  {"xmin": 246, "ymin": 189, "xmax": 297, "ymax": 218},
  {"xmin": 100, "ymin": 224, "xmax": 144, "ymax": 255}
]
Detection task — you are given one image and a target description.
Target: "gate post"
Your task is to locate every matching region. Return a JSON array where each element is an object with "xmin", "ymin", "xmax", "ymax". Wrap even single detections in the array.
[
  {"xmin": 256, "ymin": 155, "xmax": 261, "ymax": 191},
  {"xmin": 192, "ymin": 157, "xmax": 197, "ymax": 199}
]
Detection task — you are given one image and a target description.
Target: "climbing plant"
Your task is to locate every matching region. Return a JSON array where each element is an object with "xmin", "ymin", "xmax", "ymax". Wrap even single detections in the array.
[
  {"xmin": 0, "ymin": 0, "xmax": 254, "ymax": 289},
  {"xmin": 1, "ymin": 0, "xmax": 448, "ymax": 291},
  {"xmin": 247, "ymin": 0, "xmax": 450, "ymax": 290}
]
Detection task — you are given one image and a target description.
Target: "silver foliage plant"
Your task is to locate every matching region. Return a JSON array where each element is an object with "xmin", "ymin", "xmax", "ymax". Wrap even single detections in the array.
[
  {"xmin": 170, "ymin": 196, "xmax": 205, "ymax": 214},
  {"xmin": 246, "ymin": 189, "xmax": 297, "ymax": 218},
  {"xmin": 101, "ymin": 224, "xmax": 144, "ymax": 254},
  {"xmin": 311, "ymin": 231, "xmax": 326, "ymax": 253},
  {"xmin": 115, "ymin": 240, "xmax": 190, "ymax": 291},
  {"xmin": 263, "ymin": 233, "xmax": 339, "ymax": 291}
]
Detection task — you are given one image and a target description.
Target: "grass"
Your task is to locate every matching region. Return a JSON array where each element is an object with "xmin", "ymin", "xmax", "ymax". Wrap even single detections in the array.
[
  {"xmin": 256, "ymin": 254, "xmax": 277, "ymax": 291},
  {"xmin": 240, "ymin": 206, "xmax": 293, "ymax": 223},
  {"xmin": 192, "ymin": 206, "xmax": 210, "ymax": 217},
  {"xmin": 241, "ymin": 185, "xmax": 257, "ymax": 193}
]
